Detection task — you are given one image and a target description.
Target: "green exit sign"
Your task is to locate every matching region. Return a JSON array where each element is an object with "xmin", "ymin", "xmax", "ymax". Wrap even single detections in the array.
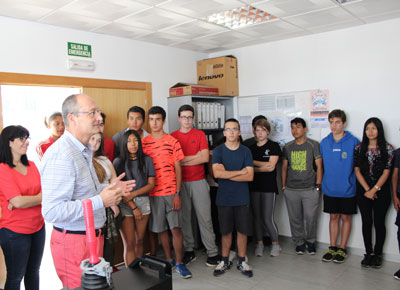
[{"xmin": 68, "ymin": 42, "xmax": 92, "ymax": 58}]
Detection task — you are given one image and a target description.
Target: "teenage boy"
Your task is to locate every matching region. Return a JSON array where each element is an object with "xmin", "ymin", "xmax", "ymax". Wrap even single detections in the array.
[
  {"xmin": 391, "ymin": 148, "xmax": 400, "ymax": 280},
  {"xmin": 112, "ymin": 106, "xmax": 148, "ymax": 157},
  {"xmin": 171, "ymin": 105, "xmax": 220, "ymax": 266},
  {"xmin": 320, "ymin": 109, "xmax": 359, "ymax": 263},
  {"xmin": 282, "ymin": 118, "xmax": 323, "ymax": 255},
  {"xmin": 212, "ymin": 118, "xmax": 254, "ymax": 277},
  {"xmin": 142, "ymin": 106, "xmax": 192, "ymax": 279}
]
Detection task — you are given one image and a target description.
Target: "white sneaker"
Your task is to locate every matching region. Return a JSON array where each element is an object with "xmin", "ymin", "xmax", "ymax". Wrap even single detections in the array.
[
  {"xmin": 270, "ymin": 244, "xmax": 281, "ymax": 257},
  {"xmin": 255, "ymin": 244, "xmax": 264, "ymax": 257},
  {"xmin": 237, "ymin": 261, "xmax": 253, "ymax": 277}
]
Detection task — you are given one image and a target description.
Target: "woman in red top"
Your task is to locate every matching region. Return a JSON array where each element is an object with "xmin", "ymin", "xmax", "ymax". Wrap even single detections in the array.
[
  {"xmin": 0, "ymin": 125, "xmax": 45, "ymax": 290},
  {"xmin": 36, "ymin": 112, "xmax": 65, "ymax": 160}
]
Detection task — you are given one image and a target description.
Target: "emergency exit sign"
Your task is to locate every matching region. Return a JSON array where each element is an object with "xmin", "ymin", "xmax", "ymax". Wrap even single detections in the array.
[{"xmin": 68, "ymin": 42, "xmax": 92, "ymax": 58}]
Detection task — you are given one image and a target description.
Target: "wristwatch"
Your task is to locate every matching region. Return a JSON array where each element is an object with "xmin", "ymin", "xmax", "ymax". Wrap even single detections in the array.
[
  {"xmin": 175, "ymin": 191, "xmax": 181, "ymax": 196},
  {"xmin": 374, "ymin": 185, "xmax": 381, "ymax": 191},
  {"xmin": 315, "ymin": 184, "xmax": 321, "ymax": 190}
]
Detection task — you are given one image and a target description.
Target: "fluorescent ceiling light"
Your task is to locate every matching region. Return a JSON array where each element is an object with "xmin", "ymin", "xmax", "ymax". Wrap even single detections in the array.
[{"xmin": 204, "ymin": 5, "xmax": 276, "ymax": 29}]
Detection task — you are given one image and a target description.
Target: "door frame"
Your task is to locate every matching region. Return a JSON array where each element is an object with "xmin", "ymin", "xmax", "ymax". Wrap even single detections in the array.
[{"xmin": 0, "ymin": 72, "xmax": 152, "ymax": 130}]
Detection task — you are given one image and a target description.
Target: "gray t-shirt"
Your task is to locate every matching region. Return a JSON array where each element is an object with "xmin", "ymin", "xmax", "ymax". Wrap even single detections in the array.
[
  {"xmin": 113, "ymin": 155, "xmax": 155, "ymax": 197},
  {"xmin": 283, "ymin": 138, "xmax": 321, "ymax": 189}
]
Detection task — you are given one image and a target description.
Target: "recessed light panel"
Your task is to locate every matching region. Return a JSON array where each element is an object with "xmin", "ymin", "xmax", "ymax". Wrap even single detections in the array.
[{"xmin": 204, "ymin": 5, "xmax": 276, "ymax": 29}]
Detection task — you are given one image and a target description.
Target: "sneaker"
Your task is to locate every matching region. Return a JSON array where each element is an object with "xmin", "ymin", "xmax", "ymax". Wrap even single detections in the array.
[
  {"xmin": 213, "ymin": 261, "xmax": 230, "ymax": 276},
  {"xmin": 237, "ymin": 261, "xmax": 253, "ymax": 278},
  {"xmin": 371, "ymin": 254, "xmax": 382, "ymax": 269},
  {"xmin": 295, "ymin": 243, "xmax": 306, "ymax": 255},
  {"xmin": 206, "ymin": 255, "xmax": 220, "ymax": 267},
  {"xmin": 255, "ymin": 244, "xmax": 264, "ymax": 257},
  {"xmin": 361, "ymin": 254, "xmax": 373, "ymax": 268},
  {"xmin": 175, "ymin": 263, "xmax": 192, "ymax": 279},
  {"xmin": 167, "ymin": 259, "xmax": 176, "ymax": 269},
  {"xmin": 270, "ymin": 244, "xmax": 281, "ymax": 257},
  {"xmin": 322, "ymin": 246, "xmax": 337, "ymax": 262},
  {"xmin": 182, "ymin": 251, "xmax": 196, "ymax": 265},
  {"xmin": 306, "ymin": 242, "xmax": 316, "ymax": 255},
  {"xmin": 393, "ymin": 269, "xmax": 400, "ymax": 280},
  {"xmin": 333, "ymin": 248, "xmax": 347, "ymax": 263}
]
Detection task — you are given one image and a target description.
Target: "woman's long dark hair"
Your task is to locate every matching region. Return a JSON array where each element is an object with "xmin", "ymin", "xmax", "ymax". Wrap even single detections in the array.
[
  {"xmin": 0, "ymin": 125, "xmax": 30, "ymax": 168},
  {"xmin": 118, "ymin": 130, "xmax": 146, "ymax": 178},
  {"xmin": 91, "ymin": 132, "xmax": 106, "ymax": 183},
  {"xmin": 359, "ymin": 117, "xmax": 388, "ymax": 172}
]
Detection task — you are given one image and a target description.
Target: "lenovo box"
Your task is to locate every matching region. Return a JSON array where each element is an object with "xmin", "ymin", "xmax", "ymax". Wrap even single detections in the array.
[
  {"xmin": 169, "ymin": 82, "xmax": 219, "ymax": 97},
  {"xmin": 197, "ymin": 55, "xmax": 238, "ymax": 96}
]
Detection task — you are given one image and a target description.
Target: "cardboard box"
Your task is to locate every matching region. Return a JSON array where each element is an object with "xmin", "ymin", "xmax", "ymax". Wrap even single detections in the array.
[
  {"xmin": 197, "ymin": 55, "xmax": 238, "ymax": 96},
  {"xmin": 169, "ymin": 82, "xmax": 219, "ymax": 97}
]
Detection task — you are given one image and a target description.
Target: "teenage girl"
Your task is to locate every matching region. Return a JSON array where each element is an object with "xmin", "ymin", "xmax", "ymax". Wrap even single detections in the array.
[
  {"xmin": 354, "ymin": 117, "xmax": 394, "ymax": 268},
  {"xmin": 36, "ymin": 112, "xmax": 65, "ymax": 160},
  {"xmin": 113, "ymin": 130, "xmax": 155, "ymax": 266}
]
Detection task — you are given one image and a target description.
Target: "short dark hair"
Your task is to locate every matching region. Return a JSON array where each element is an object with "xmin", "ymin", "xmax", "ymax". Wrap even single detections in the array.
[
  {"xmin": 224, "ymin": 118, "xmax": 240, "ymax": 129},
  {"xmin": 0, "ymin": 125, "xmax": 30, "ymax": 168},
  {"xmin": 254, "ymin": 118, "xmax": 271, "ymax": 132},
  {"xmin": 328, "ymin": 109, "xmax": 346, "ymax": 123},
  {"xmin": 148, "ymin": 106, "xmax": 166, "ymax": 121},
  {"xmin": 178, "ymin": 104, "xmax": 194, "ymax": 116},
  {"xmin": 252, "ymin": 115, "xmax": 267, "ymax": 127},
  {"xmin": 127, "ymin": 106, "xmax": 145, "ymax": 121},
  {"xmin": 290, "ymin": 117, "xmax": 307, "ymax": 128},
  {"xmin": 100, "ymin": 112, "xmax": 106, "ymax": 125}
]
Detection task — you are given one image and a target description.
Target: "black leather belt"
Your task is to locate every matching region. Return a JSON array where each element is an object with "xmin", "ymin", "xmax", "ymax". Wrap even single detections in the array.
[{"xmin": 53, "ymin": 226, "xmax": 105, "ymax": 236}]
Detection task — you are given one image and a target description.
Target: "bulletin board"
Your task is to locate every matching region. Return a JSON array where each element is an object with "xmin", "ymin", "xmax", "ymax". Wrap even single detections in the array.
[{"xmin": 238, "ymin": 89, "xmax": 330, "ymax": 147}]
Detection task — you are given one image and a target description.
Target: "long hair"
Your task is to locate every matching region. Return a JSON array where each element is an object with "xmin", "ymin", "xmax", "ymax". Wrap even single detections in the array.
[
  {"xmin": 91, "ymin": 132, "xmax": 106, "ymax": 183},
  {"xmin": 118, "ymin": 130, "xmax": 146, "ymax": 178},
  {"xmin": 359, "ymin": 117, "xmax": 388, "ymax": 171},
  {"xmin": 0, "ymin": 125, "xmax": 30, "ymax": 168}
]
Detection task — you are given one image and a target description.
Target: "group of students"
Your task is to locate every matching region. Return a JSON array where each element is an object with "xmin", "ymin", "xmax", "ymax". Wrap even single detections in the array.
[{"xmin": 0, "ymin": 93, "xmax": 400, "ymax": 290}]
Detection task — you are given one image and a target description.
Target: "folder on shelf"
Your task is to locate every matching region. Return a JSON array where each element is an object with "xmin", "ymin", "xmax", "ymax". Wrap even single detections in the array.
[
  {"xmin": 196, "ymin": 102, "xmax": 202, "ymax": 129},
  {"xmin": 213, "ymin": 103, "xmax": 219, "ymax": 129},
  {"xmin": 219, "ymin": 104, "xmax": 225, "ymax": 129},
  {"xmin": 201, "ymin": 102, "xmax": 207, "ymax": 129}
]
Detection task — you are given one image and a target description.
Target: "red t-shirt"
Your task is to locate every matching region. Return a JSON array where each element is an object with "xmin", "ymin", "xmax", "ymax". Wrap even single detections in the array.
[
  {"xmin": 104, "ymin": 137, "xmax": 115, "ymax": 161},
  {"xmin": 0, "ymin": 161, "xmax": 44, "ymax": 234},
  {"xmin": 171, "ymin": 129, "xmax": 208, "ymax": 182},
  {"xmin": 36, "ymin": 136, "xmax": 54, "ymax": 161},
  {"xmin": 142, "ymin": 134, "xmax": 184, "ymax": 197}
]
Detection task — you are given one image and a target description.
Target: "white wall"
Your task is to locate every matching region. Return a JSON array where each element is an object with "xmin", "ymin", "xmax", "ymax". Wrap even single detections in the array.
[
  {"xmin": 1, "ymin": 16, "xmax": 206, "ymax": 119},
  {"xmin": 211, "ymin": 19, "xmax": 400, "ymax": 259}
]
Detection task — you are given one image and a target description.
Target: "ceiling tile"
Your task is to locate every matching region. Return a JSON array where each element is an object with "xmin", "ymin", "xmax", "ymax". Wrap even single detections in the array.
[
  {"xmin": 235, "ymin": 19, "xmax": 302, "ymax": 37},
  {"xmin": 253, "ymin": 0, "xmax": 336, "ymax": 18},
  {"xmin": 262, "ymin": 29, "xmax": 311, "ymax": 42},
  {"xmin": 137, "ymin": 31, "xmax": 188, "ymax": 46},
  {"xmin": 194, "ymin": 30, "xmax": 254, "ymax": 46},
  {"xmin": 0, "ymin": 0, "xmax": 74, "ymax": 20},
  {"xmin": 160, "ymin": 20, "xmax": 228, "ymax": 38},
  {"xmin": 170, "ymin": 39, "xmax": 220, "ymax": 51},
  {"xmin": 343, "ymin": 0, "xmax": 400, "ymax": 18},
  {"xmin": 284, "ymin": 6, "xmax": 355, "ymax": 29},
  {"xmin": 115, "ymin": 7, "xmax": 192, "ymax": 30},
  {"xmin": 308, "ymin": 19, "xmax": 364, "ymax": 34},
  {"xmin": 158, "ymin": 0, "xmax": 245, "ymax": 18},
  {"xmin": 39, "ymin": 11, "xmax": 110, "ymax": 30},
  {"xmin": 135, "ymin": 0, "xmax": 169, "ymax": 5},
  {"xmin": 93, "ymin": 22, "xmax": 154, "ymax": 38},
  {"xmin": 361, "ymin": 9, "xmax": 400, "ymax": 24},
  {"xmin": 57, "ymin": 0, "xmax": 150, "ymax": 21}
]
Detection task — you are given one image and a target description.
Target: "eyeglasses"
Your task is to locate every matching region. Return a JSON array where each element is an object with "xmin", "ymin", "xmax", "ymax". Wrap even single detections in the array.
[
  {"xmin": 224, "ymin": 128, "xmax": 240, "ymax": 133},
  {"xmin": 180, "ymin": 116, "xmax": 194, "ymax": 120},
  {"xmin": 71, "ymin": 109, "xmax": 102, "ymax": 118},
  {"xmin": 18, "ymin": 136, "xmax": 31, "ymax": 143}
]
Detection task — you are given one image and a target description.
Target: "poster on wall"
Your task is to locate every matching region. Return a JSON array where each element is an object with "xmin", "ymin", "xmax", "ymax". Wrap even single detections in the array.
[{"xmin": 310, "ymin": 90, "xmax": 330, "ymax": 128}]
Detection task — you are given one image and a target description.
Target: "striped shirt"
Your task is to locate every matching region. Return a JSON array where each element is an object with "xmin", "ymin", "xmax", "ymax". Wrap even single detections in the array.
[{"xmin": 39, "ymin": 130, "xmax": 106, "ymax": 231}]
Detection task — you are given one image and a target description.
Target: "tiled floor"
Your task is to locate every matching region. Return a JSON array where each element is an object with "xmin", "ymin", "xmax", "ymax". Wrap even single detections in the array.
[{"xmin": 172, "ymin": 240, "xmax": 400, "ymax": 290}]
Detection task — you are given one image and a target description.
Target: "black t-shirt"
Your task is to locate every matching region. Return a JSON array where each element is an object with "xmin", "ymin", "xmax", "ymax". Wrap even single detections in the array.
[{"xmin": 249, "ymin": 140, "xmax": 281, "ymax": 193}]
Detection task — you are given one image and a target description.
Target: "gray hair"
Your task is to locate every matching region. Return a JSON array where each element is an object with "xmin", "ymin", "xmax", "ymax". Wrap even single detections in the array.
[{"xmin": 62, "ymin": 94, "xmax": 80, "ymax": 127}]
